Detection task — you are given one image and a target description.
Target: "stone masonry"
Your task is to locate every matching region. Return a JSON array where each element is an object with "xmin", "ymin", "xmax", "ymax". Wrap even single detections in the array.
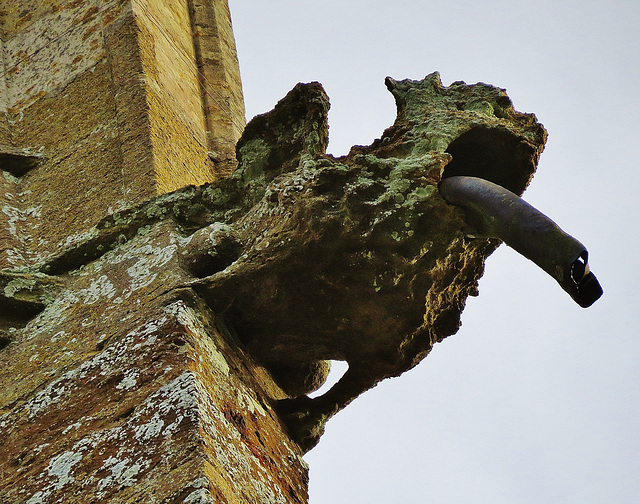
[{"xmin": 0, "ymin": 1, "xmax": 311, "ymax": 503}]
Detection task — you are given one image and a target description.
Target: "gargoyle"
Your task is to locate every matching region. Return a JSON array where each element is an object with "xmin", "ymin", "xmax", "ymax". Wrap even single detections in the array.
[
  {"xmin": 23, "ymin": 72, "xmax": 600, "ymax": 452},
  {"xmin": 185, "ymin": 72, "xmax": 600, "ymax": 449}
]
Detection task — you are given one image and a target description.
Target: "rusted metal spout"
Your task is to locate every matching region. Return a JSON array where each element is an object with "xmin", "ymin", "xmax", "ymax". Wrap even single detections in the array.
[{"xmin": 439, "ymin": 176, "xmax": 603, "ymax": 307}]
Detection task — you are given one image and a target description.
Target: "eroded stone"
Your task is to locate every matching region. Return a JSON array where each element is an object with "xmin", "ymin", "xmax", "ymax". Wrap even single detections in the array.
[{"xmin": 2, "ymin": 74, "xmax": 546, "ymax": 460}]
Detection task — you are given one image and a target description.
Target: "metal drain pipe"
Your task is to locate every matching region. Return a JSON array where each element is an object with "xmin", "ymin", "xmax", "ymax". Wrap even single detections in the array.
[{"xmin": 439, "ymin": 176, "xmax": 603, "ymax": 307}]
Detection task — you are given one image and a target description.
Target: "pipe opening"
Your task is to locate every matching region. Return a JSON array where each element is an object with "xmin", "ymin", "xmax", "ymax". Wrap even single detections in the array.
[
  {"xmin": 569, "ymin": 250, "xmax": 603, "ymax": 308},
  {"xmin": 443, "ymin": 127, "xmax": 536, "ymax": 195}
]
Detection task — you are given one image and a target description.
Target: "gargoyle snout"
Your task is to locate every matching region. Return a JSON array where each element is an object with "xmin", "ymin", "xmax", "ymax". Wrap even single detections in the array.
[{"xmin": 439, "ymin": 176, "xmax": 603, "ymax": 307}]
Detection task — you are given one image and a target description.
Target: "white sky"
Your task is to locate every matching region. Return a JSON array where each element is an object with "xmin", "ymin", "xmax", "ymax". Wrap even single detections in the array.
[{"xmin": 228, "ymin": 1, "xmax": 640, "ymax": 502}]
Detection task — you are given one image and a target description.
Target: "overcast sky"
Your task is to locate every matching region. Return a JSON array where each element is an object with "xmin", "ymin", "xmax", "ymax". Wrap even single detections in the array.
[{"xmin": 228, "ymin": 1, "xmax": 639, "ymax": 502}]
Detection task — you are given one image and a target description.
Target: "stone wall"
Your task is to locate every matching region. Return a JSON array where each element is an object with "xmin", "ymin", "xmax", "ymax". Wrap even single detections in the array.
[
  {"xmin": 0, "ymin": 220, "xmax": 308, "ymax": 503},
  {"xmin": 190, "ymin": 0, "xmax": 245, "ymax": 176},
  {"xmin": 0, "ymin": 2, "xmax": 307, "ymax": 503},
  {"xmin": 0, "ymin": 0, "xmax": 246, "ymax": 270}
]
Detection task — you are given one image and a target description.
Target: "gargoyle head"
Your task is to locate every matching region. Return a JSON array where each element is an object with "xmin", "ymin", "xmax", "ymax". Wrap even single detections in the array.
[{"xmin": 189, "ymin": 73, "xmax": 555, "ymax": 449}]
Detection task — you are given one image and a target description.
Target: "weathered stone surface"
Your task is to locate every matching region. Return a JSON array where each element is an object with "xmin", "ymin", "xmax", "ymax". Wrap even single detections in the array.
[
  {"xmin": 211, "ymin": 73, "xmax": 547, "ymax": 449},
  {"xmin": 0, "ymin": 0, "xmax": 245, "ymax": 272},
  {"xmin": 189, "ymin": 0, "xmax": 246, "ymax": 175},
  {"xmin": 0, "ymin": 219, "xmax": 309, "ymax": 503},
  {"xmin": 1, "ymin": 74, "xmax": 547, "ymax": 470},
  {"xmin": 2, "ymin": 2, "xmax": 306, "ymax": 502}
]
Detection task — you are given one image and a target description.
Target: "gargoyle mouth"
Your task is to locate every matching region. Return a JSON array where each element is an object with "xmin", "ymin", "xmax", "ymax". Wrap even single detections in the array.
[
  {"xmin": 443, "ymin": 126, "xmax": 537, "ymax": 195},
  {"xmin": 440, "ymin": 124, "xmax": 602, "ymax": 308}
]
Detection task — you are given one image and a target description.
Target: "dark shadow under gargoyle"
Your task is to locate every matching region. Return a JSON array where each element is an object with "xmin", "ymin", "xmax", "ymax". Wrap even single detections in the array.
[{"xmin": 34, "ymin": 72, "xmax": 602, "ymax": 452}]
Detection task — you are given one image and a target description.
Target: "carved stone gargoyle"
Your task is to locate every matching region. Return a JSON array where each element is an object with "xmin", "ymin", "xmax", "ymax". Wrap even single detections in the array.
[{"xmin": 4, "ymin": 73, "xmax": 601, "ymax": 452}]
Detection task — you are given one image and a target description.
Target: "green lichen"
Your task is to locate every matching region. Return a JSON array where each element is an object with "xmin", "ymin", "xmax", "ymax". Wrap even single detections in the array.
[
  {"xmin": 465, "ymin": 98, "xmax": 495, "ymax": 116},
  {"xmin": 235, "ymin": 138, "xmax": 272, "ymax": 185},
  {"xmin": 403, "ymin": 185, "xmax": 437, "ymax": 206},
  {"xmin": 3, "ymin": 277, "xmax": 38, "ymax": 298}
]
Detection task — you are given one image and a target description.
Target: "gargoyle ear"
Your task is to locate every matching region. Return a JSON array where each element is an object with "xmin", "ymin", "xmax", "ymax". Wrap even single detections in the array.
[
  {"xmin": 385, "ymin": 73, "xmax": 443, "ymax": 94},
  {"xmin": 384, "ymin": 76, "xmax": 399, "ymax": 92},
  {"xmin": 235, "ymin": 82, "xmax": 330, "ymax": 189},
  {"xmin": 385, "ymin": 72, "xmax": 443, "ymax": 120},
  {"xmin": 385, "ymin": 76, "xmax": 407, "ymax": 117}
]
